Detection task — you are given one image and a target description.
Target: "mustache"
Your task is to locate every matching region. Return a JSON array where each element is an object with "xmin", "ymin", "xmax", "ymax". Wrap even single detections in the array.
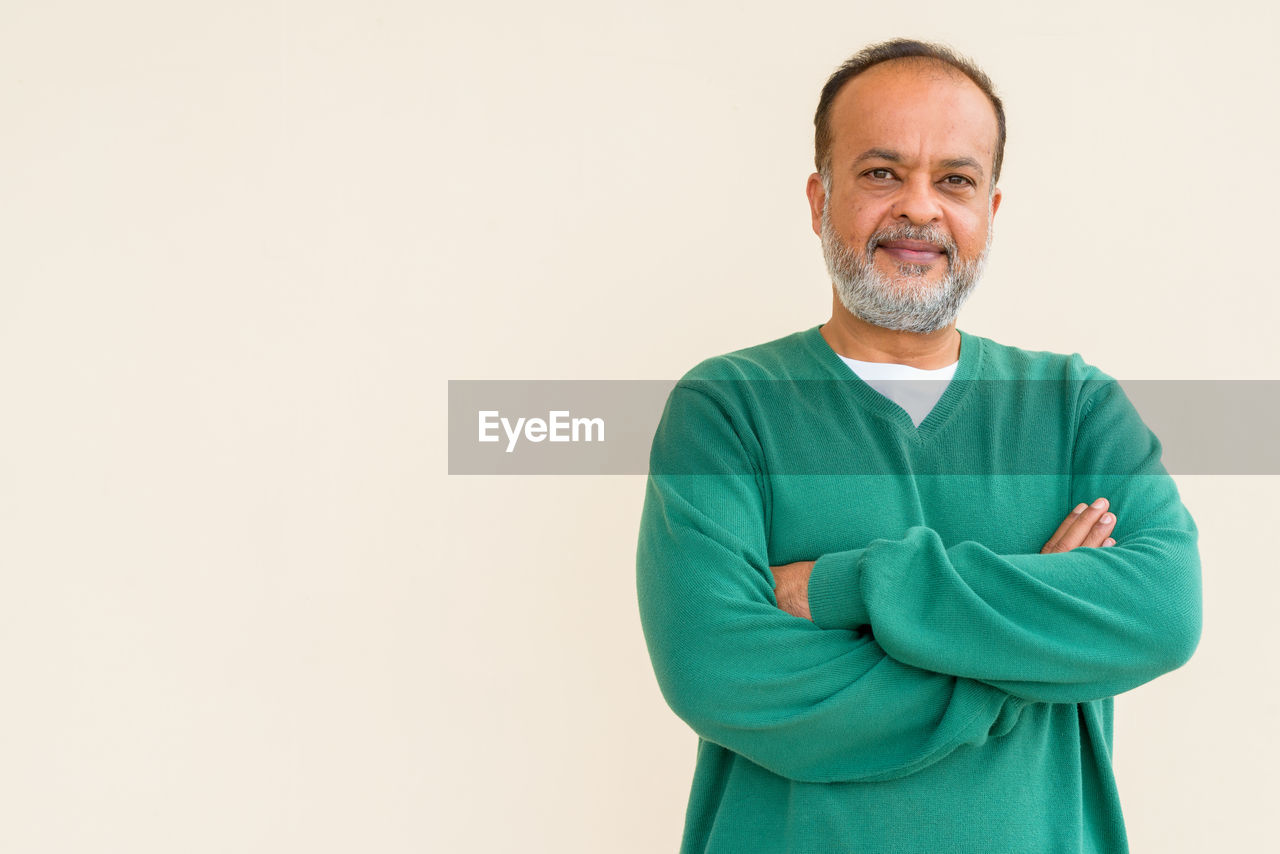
[{"xmin": 868, "ymin": 224, "xmax": 957, "ymax": 259}]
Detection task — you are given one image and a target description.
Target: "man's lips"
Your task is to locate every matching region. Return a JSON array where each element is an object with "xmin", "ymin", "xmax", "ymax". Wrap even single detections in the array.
[{"xmin": 876, "ymin": 239, "xmax": 946, "ymax": 264}]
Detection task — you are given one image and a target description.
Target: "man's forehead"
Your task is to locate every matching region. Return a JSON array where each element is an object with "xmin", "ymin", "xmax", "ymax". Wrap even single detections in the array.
[{"xmin": 829, "ymin": 60, "xmax": 999, "ymax": 162}]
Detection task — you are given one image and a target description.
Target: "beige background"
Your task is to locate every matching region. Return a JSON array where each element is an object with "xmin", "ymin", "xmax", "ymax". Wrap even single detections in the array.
[{"xmin": 2, "ymin": 1, "xmax": 1275, "ymax": 851}]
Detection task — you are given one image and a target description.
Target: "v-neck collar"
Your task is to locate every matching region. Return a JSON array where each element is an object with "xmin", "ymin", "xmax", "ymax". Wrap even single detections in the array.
[{"xmin": 801, "ymin": 324, "xmax": 984, "ymax": 440}]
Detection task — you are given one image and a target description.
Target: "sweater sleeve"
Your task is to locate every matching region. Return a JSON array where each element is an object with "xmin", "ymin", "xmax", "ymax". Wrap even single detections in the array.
[
  {"xmin": 636, "ymin": 384, "xmax": 1024, "ymax": 784},
  {"xmin": 807, "ymin": 376, "xmax": 1202, "ymax": 704}
]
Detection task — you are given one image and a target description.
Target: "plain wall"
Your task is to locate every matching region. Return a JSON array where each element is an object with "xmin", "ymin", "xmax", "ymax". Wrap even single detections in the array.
[{"xmin": 2, "ymin": 1, "xmax": 1275, "ymax": 851}]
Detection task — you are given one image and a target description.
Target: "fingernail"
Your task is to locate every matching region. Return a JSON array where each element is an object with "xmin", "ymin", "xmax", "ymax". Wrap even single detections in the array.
[
  {"xmin": 1103, "ymin": 538, "xmax": 1115, "ymax": 547},
  {"xmin": 1099, "ymin": 513, "xmax": 1114, "ymax": 524},
  {"xmin": 1072, "ymin": 503, "xmax": 1087, "ymax": 514},
  {"xmin": 1091, "ymin": 498, "xmax": 1108, "ymax": 509}
]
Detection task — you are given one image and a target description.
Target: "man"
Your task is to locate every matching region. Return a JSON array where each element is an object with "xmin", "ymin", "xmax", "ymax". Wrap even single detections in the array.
[{"xmin": 636, "ymin": 39, "xmax": 1201, "ymax": 853}]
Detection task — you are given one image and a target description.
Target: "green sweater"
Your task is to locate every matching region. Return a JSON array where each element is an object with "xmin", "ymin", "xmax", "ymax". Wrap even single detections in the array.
[{"xmin": 636, "ymin": 326, "xmax": 1201, "ymax": 853}]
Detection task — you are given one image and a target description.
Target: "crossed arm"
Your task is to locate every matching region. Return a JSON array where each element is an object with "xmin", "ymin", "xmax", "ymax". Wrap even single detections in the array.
[
  {"xmin": 773, "ymin": 498, "xmax": 1119, "ymax": 621},
  {"xmin": 637, "ymin": 380, "xmax": 1201, "ymax": 783}
]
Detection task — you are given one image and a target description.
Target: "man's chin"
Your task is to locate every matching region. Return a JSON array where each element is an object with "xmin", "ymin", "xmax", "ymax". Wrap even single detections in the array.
[{"xmin": 873, "ymin": 258, "xmax": 948, "ymax": 286}]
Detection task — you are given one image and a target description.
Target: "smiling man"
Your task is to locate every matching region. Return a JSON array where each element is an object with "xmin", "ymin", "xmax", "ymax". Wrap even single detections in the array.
[
  {"xmin": 813, "ymin": 56, "xmax": 998, "ymax": 348},
  {"xmin": 637, "ymin": 40, "xmax": 1202, "ymax": 853}
]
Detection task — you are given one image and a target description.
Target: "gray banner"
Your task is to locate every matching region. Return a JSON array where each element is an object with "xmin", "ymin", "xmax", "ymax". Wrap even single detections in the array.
[{"xmin": 448, "ymin": 380, "xmax": 1280, "ymax": 475}]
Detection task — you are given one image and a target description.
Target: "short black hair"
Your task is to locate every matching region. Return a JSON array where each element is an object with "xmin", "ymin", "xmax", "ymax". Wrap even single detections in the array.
[{"xmin": 814, "ymin": 39, "xmax": 1006, "ymax": 185}]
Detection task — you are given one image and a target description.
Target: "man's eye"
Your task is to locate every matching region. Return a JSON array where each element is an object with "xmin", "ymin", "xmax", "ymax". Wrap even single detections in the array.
[
  {"xmin": 943, "ymin": 175, "xmax": 975, "ymax": 187},
  {"xmin": 866, "ymin": 168, "xmax": 894, "ymax": 180}
]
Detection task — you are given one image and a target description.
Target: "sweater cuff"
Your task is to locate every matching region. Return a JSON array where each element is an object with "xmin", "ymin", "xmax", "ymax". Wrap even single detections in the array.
[{"xmin": 808, "ymin": 548, "xmax": 870, "ymax": 630}]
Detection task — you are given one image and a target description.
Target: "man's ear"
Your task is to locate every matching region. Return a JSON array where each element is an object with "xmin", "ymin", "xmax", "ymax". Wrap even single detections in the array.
[
  {"xmin": 806, "ymin": 172, "xmax": 826, "ymax": 237},
  {"xmin": 990, "ymin": 187, "xmax": 1003, "ymax": 219}
]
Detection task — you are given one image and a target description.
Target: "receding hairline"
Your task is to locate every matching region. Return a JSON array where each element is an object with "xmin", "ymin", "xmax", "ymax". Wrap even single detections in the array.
[
  {"xmin": 826, "ymin": 59, "xmax": 1000, "ymax": 165},
  {"xmin": 856, "ymin": 54, "xmax": 974, "ymax": 81},
  {"xmin": 813, "ymin": 41, "xmax": 1007, "ymax": 185}
]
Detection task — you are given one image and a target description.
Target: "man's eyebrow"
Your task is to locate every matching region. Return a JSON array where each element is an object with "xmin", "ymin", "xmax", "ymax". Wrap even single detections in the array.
[
  {"xmin": 851, "ymin": 149, "xmax": 986, "ymax": 179},
  {"xmin": 939, "ymin": 156, "xmax": 985, "ymax": 178},
  {"xmin": 852, "ymin": 148, "xmax": 903, "ymax": 165}
]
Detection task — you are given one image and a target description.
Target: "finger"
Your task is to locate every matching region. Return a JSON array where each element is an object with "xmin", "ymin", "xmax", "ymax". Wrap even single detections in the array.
[
  {"xmin": 1045, "ymin": 498, "xmax": 1109, "ymax": 553},
  {"xmin": 1079, "ymin": 511, "xmax": 1116, "ymax": 549},
  {"xmin": 1057, "ymin": 498, "xmax": 1109, "ymax": 550},
  {"xmin": 1043, "ymin": 499, "xmax": 1104, "ymax": 553},
  {"xmin": 1041, "ymin": 503, "xmax": 1088, "ymax": 553}
]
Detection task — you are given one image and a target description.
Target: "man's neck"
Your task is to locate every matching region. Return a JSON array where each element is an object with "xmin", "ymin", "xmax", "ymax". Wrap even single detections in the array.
[{"xmin": 820, "ymin": 300, "xmax": 960, "ymax": 369}]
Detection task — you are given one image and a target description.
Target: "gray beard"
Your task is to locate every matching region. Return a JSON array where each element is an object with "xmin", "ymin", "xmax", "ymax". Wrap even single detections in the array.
[{"xmin": 820, "ymin": 202, "xmax": 991, "ymax": 334}]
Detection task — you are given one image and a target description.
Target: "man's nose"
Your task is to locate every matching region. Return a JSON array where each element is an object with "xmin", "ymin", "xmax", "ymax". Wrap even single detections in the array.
[{"xmin": 891, "ymin": 175, "xmax": 943, "ymax": 225}]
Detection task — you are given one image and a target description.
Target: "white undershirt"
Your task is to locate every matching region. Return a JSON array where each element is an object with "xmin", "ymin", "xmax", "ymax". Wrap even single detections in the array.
[{"xmin": 839, "ymin": 356, "xmax": 958, "ymax": 427}]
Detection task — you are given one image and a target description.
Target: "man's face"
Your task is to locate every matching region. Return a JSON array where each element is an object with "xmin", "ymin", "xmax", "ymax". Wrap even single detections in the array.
[{"xmin": 807, "ymin": 60, "xmax": 1003, "ymax": 333}]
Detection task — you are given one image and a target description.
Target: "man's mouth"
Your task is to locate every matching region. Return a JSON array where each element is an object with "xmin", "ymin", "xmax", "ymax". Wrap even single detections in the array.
[{"xmin": 875, "ymin": 239, "xmax": 947, "ymax": 264}]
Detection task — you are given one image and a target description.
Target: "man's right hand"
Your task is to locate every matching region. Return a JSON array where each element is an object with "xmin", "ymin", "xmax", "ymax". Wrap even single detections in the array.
[{"xmin": 1041, "ymin": 498, "xmax": 1116, "ymax": 553}]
